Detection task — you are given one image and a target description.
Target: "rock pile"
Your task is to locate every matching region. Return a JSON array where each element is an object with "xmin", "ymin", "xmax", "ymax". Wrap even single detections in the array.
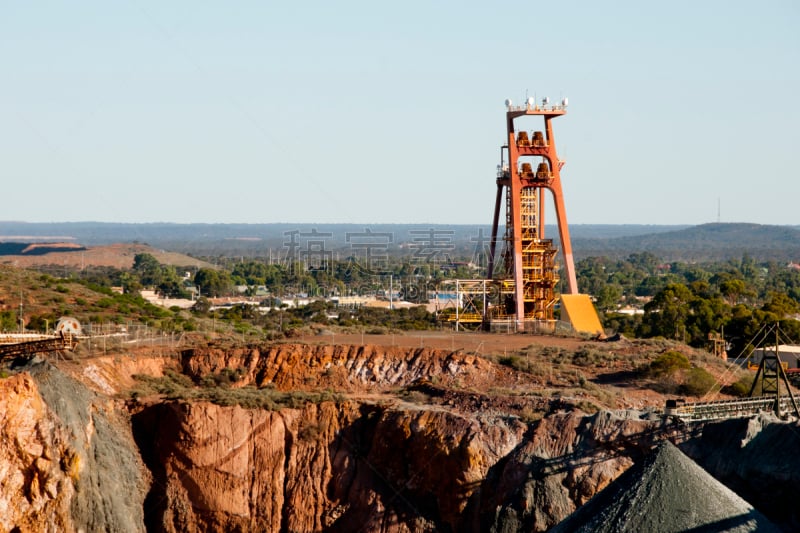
[{"xmin": 550, "ymin": 440, "xmax": 779, "ymax": 533}]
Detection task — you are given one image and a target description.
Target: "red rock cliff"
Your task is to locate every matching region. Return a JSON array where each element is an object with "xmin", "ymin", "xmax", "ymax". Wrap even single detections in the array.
[{"xmin": 123, "ymin": 344, "xmax": 711, "ymax": 531}]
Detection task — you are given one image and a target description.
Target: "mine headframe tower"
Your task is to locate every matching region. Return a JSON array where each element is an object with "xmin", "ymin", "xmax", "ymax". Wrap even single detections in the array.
[{"xmin": 487, "ymin": 97, "xmax": 583, "ymax": 332}]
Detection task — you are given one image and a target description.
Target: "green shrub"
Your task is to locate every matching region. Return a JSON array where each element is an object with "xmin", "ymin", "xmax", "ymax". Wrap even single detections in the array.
[
  {"xmin": 498, "ymin": 354, "xmax": 521, "ymax": 369},
  {"xmin": 95, "ymin": 298, "xmax": 114, "ymax": 308},
  {"xmin": 519, "ymin": 406, "xmax": 544, "ymax": 423},
  {"xmin": 574, "ymin": 400, "xmax": 601, "ymax": 414},
  {"xmin": 572, "ymin": 347, "xmax": 619, "ymax": 367},
  {"xmin": 129, "ymin": 372, "xmax": 343, "ymax": 409},
  {"xmin": 498, "ymin": 354, "xmax": 538, "ymax": 373},
  {"xmin": 723, "ymin": 374, "xmax": 754, "ymax": 397},
  {"xmin": 648, "ymin": 351, "xmax": 691, "ymax": 377},
  {"xmin": 200, "ymin": 367, "xmax": 245, "ymax": 387},
  {"xmin": 679, "ymin": 367, "xmax": 717, "ymax": 396},
  {"xmin": 130, "ymin": 370, "xmax": 195, "ymax": 399},
  {"xmin": 572, "ymin": 348, "xmax": 600, "ymax": 366}
]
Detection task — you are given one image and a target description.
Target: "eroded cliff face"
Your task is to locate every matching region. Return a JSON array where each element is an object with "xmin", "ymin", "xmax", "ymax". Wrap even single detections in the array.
[
  {"xmin": 132, "ymin": 396, "xmax": 667, "ymax": 532},
  {"xmin": 1, "ymin": 363, "xmax": 150, "ymax": 532},
  {"xmin": 179, "ymin": 343, "xmax": 517, "ymax": 393},
  {"xmin": 133, "ymin": 400, "xmax": 511, "ymax": 531},
  {"xmin": 0, "ymin": 372, "xmax": 73, "ymax": 533}
]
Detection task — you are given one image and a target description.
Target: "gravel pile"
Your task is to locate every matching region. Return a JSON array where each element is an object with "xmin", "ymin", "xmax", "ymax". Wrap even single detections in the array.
[{"xmin": 550, "ymin": 440, "xmax": 779, "ymax": 533}]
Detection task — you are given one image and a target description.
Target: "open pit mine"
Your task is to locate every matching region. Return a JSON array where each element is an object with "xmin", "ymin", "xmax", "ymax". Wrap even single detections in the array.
[
  {"xmin": 3, "ymin": 100, "xmax": 800, "ymax": 532},
  {"xmin": 1, "ymin": 338, "xmax": 799, "ymax": 532}
]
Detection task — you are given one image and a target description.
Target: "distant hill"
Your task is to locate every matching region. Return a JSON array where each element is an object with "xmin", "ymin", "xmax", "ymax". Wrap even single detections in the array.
[
  {"xmin": 0, "ymin": 242, "xmax": 87, "ymax": 256},
  {"xmin": 0, "ymin": 221, "xmax": 797, "ymax": 263},
  {"xmin": 568, "ymin": 224, "xmax": 690, "ymax": 240},
  {"xmin": 574, "ymin": 223, "xmax": 800, "ymax": 262},
  {"xmin": 0, "ymin": 222, "xmax": 686, "ymax": 258},
  {"xmin": 0, "ymin": 222, "xmax": 682, "ymax": 246},
  {"xmin": 0, "ymin": 243, "xmax": 213, "ymax": 271}
]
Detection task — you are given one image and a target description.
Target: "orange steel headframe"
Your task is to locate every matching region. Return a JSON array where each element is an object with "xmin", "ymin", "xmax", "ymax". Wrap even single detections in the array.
[{"xmin": 487, "ymin": 97, "xmax": 578, "ymax": 328}]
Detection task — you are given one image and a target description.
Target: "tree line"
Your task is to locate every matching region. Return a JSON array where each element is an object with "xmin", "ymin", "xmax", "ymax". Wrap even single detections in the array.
[
  {"xmin": 580, "ymin": 252, "xmax": 800, "ymax": 357},
  {"xmin": 47, "ymin": 251, "xmax": 800, "ymax": 350}
]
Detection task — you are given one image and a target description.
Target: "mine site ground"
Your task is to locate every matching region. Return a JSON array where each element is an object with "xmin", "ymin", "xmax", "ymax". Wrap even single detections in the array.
[
  {"xmin": 36, "ymin": 331, "xmax": 800, "ymax": 531},
  {"xmin": 5, "ymin": 298, "xmax": 799, "ymax": 531},
  {"xmin": 48, "ymin": 326, "xmax": 746, "ymax": 415},
  {"xmin": 293, "ymin": 331, "xmax": 586, "ymax": 352}
]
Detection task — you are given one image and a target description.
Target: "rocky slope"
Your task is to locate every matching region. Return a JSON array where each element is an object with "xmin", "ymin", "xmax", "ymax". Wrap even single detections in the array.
[
  {"xmin": 1, "ymin": 363, "xmax": 149, "ymax": 533},
  {"xmin": 2, "ymin": 342, "xmax": 799, "ymax": 531},
  {"xmin": 0, "ymin": 372, "xmax": 73, "ymax": 532}
]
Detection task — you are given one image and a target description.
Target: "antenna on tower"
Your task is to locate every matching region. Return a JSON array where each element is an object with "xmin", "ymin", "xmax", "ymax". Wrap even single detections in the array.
[{"xmin": 717, "ymin": 197, "xmax": 721, "ymax": 223}]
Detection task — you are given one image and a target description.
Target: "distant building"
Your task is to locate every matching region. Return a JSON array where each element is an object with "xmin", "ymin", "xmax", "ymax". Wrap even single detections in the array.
[
  {"xmin": 751, "ymin": 345, "xmax": 800, "ymax": 370},
  {"xmin": 615, "ymin": 306, "xmax": 644, "ymax": 316},
  {"xmin": 332, "ymin": 296, "xmax": 377, "ymax": 308},
  {"xmin": 141, "ymin": 289, "xmax": 196, "ymax": 310}
]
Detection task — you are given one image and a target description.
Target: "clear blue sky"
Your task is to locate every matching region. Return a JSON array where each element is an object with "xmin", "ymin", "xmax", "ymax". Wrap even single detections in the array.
[{"xmin": 1, "ymin": 1, "xmax": 798, "ymax": 225}]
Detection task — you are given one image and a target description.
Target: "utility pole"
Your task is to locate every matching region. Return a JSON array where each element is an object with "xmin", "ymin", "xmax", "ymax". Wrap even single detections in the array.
[{"xmin": 18, "ymin": 290, "xmax": 23, "ymax": 333}]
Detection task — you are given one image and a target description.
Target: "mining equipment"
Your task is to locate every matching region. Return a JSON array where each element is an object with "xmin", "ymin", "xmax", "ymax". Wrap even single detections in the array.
[
  {"xmin": 666, "ymin": 324, "xmax": 800, "ymax": 421},
  {"xmin": 747, "ymin": 325, "xmax": 800, "ymax": 418},
  {"xmin": 0, "ymin": 317, "xmax": 80, "ymax": 365},
  {"xmin": 447, "ymin": 97, "xmax": 602, "ymax": 334}
]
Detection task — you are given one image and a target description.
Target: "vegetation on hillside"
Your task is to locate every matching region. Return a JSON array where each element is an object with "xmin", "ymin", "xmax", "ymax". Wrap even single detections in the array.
[
  {"xmin": 129, "ymin": 369, "xmax": 343, "ymax": 409},
  {"xmin": 0, "ymin": 266, "xmax": 183, "ymax": 333},
  {"xmin": 8, "ymin": 241, "xmax": 800, "ymax": 360},
  {"xmin": 579, "ymin": 252, "xmax": 800, "ymax": 356}
]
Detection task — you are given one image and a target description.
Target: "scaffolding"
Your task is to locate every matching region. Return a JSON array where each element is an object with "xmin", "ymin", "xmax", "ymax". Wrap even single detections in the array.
[{"xmin": 440, "ymin": 279, "xmax": 489, "ymax": 331}]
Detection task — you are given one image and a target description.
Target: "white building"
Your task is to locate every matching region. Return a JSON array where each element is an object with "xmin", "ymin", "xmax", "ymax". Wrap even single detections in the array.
[{"xmin": 751, "ymin": 345, "xmax": 800, "ymax": 370}]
